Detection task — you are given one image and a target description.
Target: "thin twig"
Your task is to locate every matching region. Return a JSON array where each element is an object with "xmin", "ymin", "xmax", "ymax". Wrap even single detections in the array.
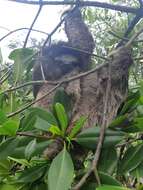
[
  {"xmin": 23, "ymin": 0, "xmax": 43, "ymax": 48},
  {"xmin": 0, "ymin": 71, "xmax": 12, "ymax": 84},
  {"xmin": 125, "ymin": 27, "xmax": 143, "ymax": 48},
  {"xmin": 0, "ymin": 80, "xmax": 57, "ymax": 94},
  {"xmin": 108, "ymin": 31, "xmax": 129, "ymax": 41},
  {"xmin": 43, "ymin": 18, "xmax": 64, "ymax": 47},
  {"xmin": 0, "ymin": 28, "xmax": 48, "ymax": 43},
  {"xmin": 109, "ymin": 26, "xmax": 143, "ymax": 57},
  {"xmin": 0, "ymin": 26, "xmax": 10, "ymax": 32},
  {"xmin": 116, "ymin": 137, "xmax": 143, "ymax": 148},
  {"xmin": 0, "ymin": 69, "xmax": 11, "ymax": 81},
  {"xmin": 8, "ymin": 0, "xmax": 138, "ymax": 14},
  {"xmin": 16, "ymin": 131, "xmax": 52, "ymax": 139},
  {"xmin": 117, "ymin": 14, "xmax": 142, "ymax": 47},
  {"xmin": 7, "ymin": 83, "xmax": 61, "ymax": 118},
  {"xmin": 62, "ymin": 45, "xmax": 108, "ymax": 60}
]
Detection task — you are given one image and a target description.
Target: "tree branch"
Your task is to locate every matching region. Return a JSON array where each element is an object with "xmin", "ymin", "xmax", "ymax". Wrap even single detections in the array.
[
  {"xmin": 0, "ymin": 28, "xmax": 48, "ymax": 43},
  {"xmin": 8, "ymin": 0, "xmax": 138, "ymax": 14},
  {"xmin": 23, "ymin": 0, "xmax": 43, "ymax": 48},
  {"xmin": 7, "ymin": 82, "xmax": 61, "ymax": 118},
  {"xmin": 16, "ymin": 131, "xmax": 52, "ymax": 139}
]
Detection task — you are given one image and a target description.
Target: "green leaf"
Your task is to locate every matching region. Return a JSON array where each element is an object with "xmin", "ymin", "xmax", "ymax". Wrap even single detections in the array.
[
  {"xmin": 25, "ymin": 139, "xmax": 37, "ymax": 159},
  {"xmin": 35, "ymin": 117, "xmax": 52, "ymax": 131},
  {"xmin": 119, "ymin": 91, "xmax": 139, "ymax": 115},
  {"xmin": 81, "ymin": 182, "xmax": 97, "ymax": 190},
  {"xmin": 109, "ymin": 115, "xmax": 129, "ymax": 129},
  {"xmin": 11, "ymin": 139, "xmax": 52, "ymax": 159},
  {"xmin": 49, "ymin": 125, "xmax": 62, "ymax": 135},
  {"xmin": 7, "ymin": 137, "xmax": 31, "ymax": 159},
  {"xmin": 134, "ymin": 117, "xmax": 143, "ymax": 131},
  {"xmin": 54, "ymin": 103, "xmax": 68, "ymax": 134},
  {"xmin": 8, "ymin": 157, "xmax": 31, "ymax": 167},
  {"xmin": 31, "ymin": 140, "xmax": 52, "ymax": 157},
  {"xmin": 98, "ymin": 148, "xmax": 117, "ymax": 174},
  {"xmin": 0, "ymin": 138, "xmax": 19, "ymax": 159},
  {"xmin": 25, "ymin": 139, "xmax": 52, "ymax": 159},
  {"xmin": 118, "ymin": 144, "xmax": 143, "ymax": 174},
  {"xmin": 0, "ymin": 159, "xmax": 11, "ymax": 177},
  {"xmin": 21, "ymin": 107, "xmax": 58, "ymax": 132},
  {"xmin": 0, "ymin": 109, "xmax": 8, "ymax": 125},
  {"xmin": 53, "ymin": 88, "xmax": 72, "ymax": 117},
  {"xmin": 0, "ymin": 120, "xmax": 19, "ymax": 136},
  {"xmin": 97, "ymin": 185, "xmax": 130, "ymax": 190},
  {"xmin": 9, "ymin": 48, "xmax": 35, "ymax": 83},
  {"xmin": 76, "ymin": 127, "xmax": 125, "ymax": 149},
  {"xmin": 77, "ymin": 127, "xmax": 125, "ymax": 138},
  {"xmin": 130, "ymin": 162, "xmax": 143, "ymax": 177},
  {"xmin": 30, "ymin": 183, "xmax": 48, "ymax": 190},
  {"xmin": 17, "ymin": 164, "xmax": 46, "ymax": 183},
  {"xmin": 68, "ymin": 116, "xmax": 87, "ymax": 139},
  {"xmin": 99, "ymin": 172, "xmax": 121, "ymax": 186},
  {"xmin": 0, "ymin": 184, "xmax": 22, "ymax": 190},
  {"xmin": 20, "ymin": 114, "xmax": 37, "ymax": 132},
  {"xmin": 48, "ymin": 147, "xmax": 74, "ymax": 190}
]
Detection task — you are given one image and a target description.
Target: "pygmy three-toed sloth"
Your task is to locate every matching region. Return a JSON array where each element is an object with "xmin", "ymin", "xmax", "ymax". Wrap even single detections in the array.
[{"xmin": 32, "ymin": 8, "xmax": 95, "ymax": 98}]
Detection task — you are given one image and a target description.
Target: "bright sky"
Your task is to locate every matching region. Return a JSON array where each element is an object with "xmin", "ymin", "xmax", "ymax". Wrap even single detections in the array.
[{"xmin": 0, "ymin": 0, "xmax": 66, "ymax": 59}]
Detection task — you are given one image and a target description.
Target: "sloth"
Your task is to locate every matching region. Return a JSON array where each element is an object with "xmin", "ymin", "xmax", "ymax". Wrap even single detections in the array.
[{"xmin": 32, "ymin": 8, "xmax": 95, "ymax": 98}]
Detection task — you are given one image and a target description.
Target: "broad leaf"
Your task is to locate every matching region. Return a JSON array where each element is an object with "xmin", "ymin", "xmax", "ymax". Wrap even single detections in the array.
[
  {"xmin": 134, "ymin": 117, "xmax": 143, "ymax": 131},
  {"xmin": 49, "ymin": 125, "xmax": 62, "ymax": 135},
  {"xmin": 119, "ymin": 91, "xmax": 139, "ymax": 115},
  {"xmin": 81, "ymin": 182, "xmax": 97, "ymax": 190},
  {"xmin": 21, "ymin": 107, "xmax": 57, "ymax": 131},
  {"xmin": 30, "ymin": 182, "xmax": 48, "ymax": 190},
  {"xmin": 0, "ymin": 138, "xmax": 19, "ymax": 159},
  {"xmin": 0, "ymin": 184, "xmax": 22, "ymax": 190},
  {"xmin": 99, "ymin": 172, "xmax": 121, "ymax": 186},
  {"xmin": 130, "ymin": 162, "xmax": 143, "ymax": 177},
  {"xmin": 48, "ymin": 147, "xmax": 74, "ymax": 190},
  {"xmin": 11, "ymin": 139, "xmax": 52, "ymax": 159},
  {"xmin": 118, "ymin": 144, "xmax": 143, "ymax": 174},
  {"xmin": 0, "ymin": 120, "xmax": 19, "ymax": 136},
  {"xmin": 77, "ymin": 127, "xmax": 125, "ymax": 138},
  {"xmin": 109, "ymin": 115, "xmax": 130, "ymax": 129},
  {"xmin": 25, "ymin": 139, "xmax": 37, "ymax": 159},
  {"xmin": 0, "ymin": 159, "xmax": 11, "ymax": 177},
  {"xmin": 35, "ymin": 117, "xmax": 52, "ymax": 131},
  {"xmin": 97, "ymin": 185, "xmax": 130, "ymax": 190},
  {"xmin": 0, "ymin": 109, "xmax": 8, "ymax": 125},
  {"xmin": 69, "ymin": 116, "xmax": 87, "ymax": 139},
  {"xmin": 30, "ymin": 140, "xmax": 52, "ymax": 157},
  {"xmin": 98, "ymin": 148, "xmax": 117, "ymax": 174},
  {"xmin": 53, "ymin": 87, "xmax": 72, "ymax": 117},
  {"xmin": 17, "ymin": 164, "xmax": 46, "ymax": 183},
  {"xmin": 9, "ymin": 48, "xmax": 34, "ymax": 83},
  {"xmin": 54, "ymin": 103, "xmax": 68, "ymax": 134},
  {"xmin": 76, "ymin": 127, "xmax": 125, "ymax": 149}
]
